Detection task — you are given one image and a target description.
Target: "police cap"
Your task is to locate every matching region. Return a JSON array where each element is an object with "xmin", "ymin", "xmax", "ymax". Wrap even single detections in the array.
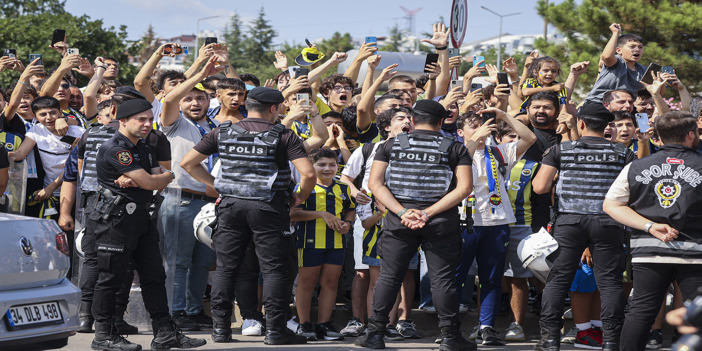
[
  {"xmin": 115, "ymin": 86, "xmax": 146, "ymax": 101},
  {"xmin": 578, "ymin": 103, "xmax": 615, "ymax": 122},
  {"xmin": 247, "ymin": 87, "xmax": 284, "ymax": 104},
  {"xmin": 116, "ymin": 99, "xmax": 153, "ymax": 120},
  {"xmin": 413, "ymin": 99, "xmax": 450, "ymax": 118}
]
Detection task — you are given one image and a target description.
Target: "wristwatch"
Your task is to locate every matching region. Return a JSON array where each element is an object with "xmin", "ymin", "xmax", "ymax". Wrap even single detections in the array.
[{"xmin": 644, "ymin": 221, "xmax": 655, "ymax": 233}]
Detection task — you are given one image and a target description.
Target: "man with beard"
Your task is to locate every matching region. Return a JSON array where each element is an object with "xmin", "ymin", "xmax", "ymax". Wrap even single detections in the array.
[{"xmin": 158, "ymin": 57, "xmax": 224, "ymax": 331}]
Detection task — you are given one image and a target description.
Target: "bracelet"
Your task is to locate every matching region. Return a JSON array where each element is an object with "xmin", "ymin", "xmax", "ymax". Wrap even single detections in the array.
[
  {"xmin": 396, "ymin": 208, "xmax": 408, "ymax": 217},
  {"xmin": 421, "ymin": 210, "xmax": 428, "ymax": 218},
  {"xmin": 644, "ymin": 221, "xmax": 655, "ymax": 233},
  {"xmin": 96, "ymin": 65, "xmax": 107, "ymax": 70},
  {"xmin": 429, "ymin": 78, "xmax": 436, "ymax": 81},
  {"xmin": 18, "ymin": 81, "xmax": 28, "ymax": 85},
  {"xmin": 435, "ymin": 45, "xmax": 448, "ymax": 51}
]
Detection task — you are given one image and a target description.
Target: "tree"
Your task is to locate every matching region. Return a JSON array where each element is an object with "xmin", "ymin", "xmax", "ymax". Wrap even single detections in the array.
[
  {"xmin": 222, "ymin": 13, "xmax": 246, "ymax": 67},
  {"xmin": 0, "ymin": 11, "xmax": 138, "ymax": 87},
  {"xmin": 317, "ymin": 32, "xmax": 354, "ymax": 57},
  {"xmin": 536, "ymin": 0, "xmax": 702, "ymax": 99},
  {"xmin": 380, "ymin": 24, "xmax": 404, "ymax": 52},
  {"xmin": 129, "ymin": 25, "xmax": 161, "ymax": 66},
  {"xmin": 0, "ymin": 0, "xmax": 65, "ymax": 17},
  {"xmin": 243, "ymin": 7, "xmax": 276, "ymax": 72}
]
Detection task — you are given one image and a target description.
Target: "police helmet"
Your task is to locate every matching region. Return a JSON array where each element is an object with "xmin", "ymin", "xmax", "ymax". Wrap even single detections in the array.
[
  {"xmin": 75, "ymin": 227, "xmax": 86, "ymax": 259},
  {"xmin": 517, "ymin": 227, "xmax": 559, "ymax": 283},
  {"xmin": 193, "ymin": 203, "xmax": 217, "ymax": 249}
]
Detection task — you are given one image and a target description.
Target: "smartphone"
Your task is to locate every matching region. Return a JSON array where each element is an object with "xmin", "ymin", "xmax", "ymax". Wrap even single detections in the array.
[
  {"xmin": 297, "ymin": 67, "xmax": 309, "ymax": 77},
  {"xmin": 470, "ymin": 83, "xmax": 483, "ymax": 92},
  {"xmin": 204, "ymin": 37, "xmax": 217, "ymax": 45},
  {"xmin": 305, "ymin": 38, "xmax": 312, "ymax": 47},
  {"xmin": 450, "ymin": 79, "xmax": 461, "ymax": 91},
  {"xmin": 365, "ymin": 36, "xmax": 377, "ymax": 55},
  {"xmin": 497, "ymin": 72, "xmax": 509, "ymax": 86},
  {"xmin": 288, "ymin": 66, "xmax": 300, "ymax": 79},
  {"xmin": 448, "ymin": 48, "xmax": 460, "ymax": 58},
  {"xmin": 661, "ymin": 66, "xmax": 674, "ymax": 75},
  {"xmin": 67, "ymin": 48, "xmax": 79, "ymax": 56},
  {"xmin": 28, "ymin": 54, "xmax": 42, "ymax": 66},
  {"xmin": 473, "ymin": 55, "xmax": 485, "ymax": 68},
  {"xmin": 52, "ymin": 29, "xmax": 66, "ymax": 46},
  {"xmin": 635, "ymin": 113, "xmax": 650, "ymax": 133},
  {"xmin": 424, "ymin": 53, "xmax": 439, "ymax": 73},
  {"xmin": 482, "ymin": 112, "xmax": 496, "ymax": 125},
  {"xmin": 641, "ymin": 62, "xmax": 662, "ymax": 84},
  {"xmin": 3, "ymin": 49, "xmax": 16, "ymax": 58},
  {"xmin": 296, "ymin": 93, "xmax": 310, "ymax": 106}
]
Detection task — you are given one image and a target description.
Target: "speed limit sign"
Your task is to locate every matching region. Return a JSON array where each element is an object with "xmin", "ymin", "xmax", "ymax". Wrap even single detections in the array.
[{"xmin": 450, "ymin": 0, "xmax": 467, "ymax": 47}]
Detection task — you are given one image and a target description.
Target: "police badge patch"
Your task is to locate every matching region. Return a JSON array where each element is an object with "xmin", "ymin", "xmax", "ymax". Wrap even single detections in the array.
[
  {"xmin": 654, "ymin": 179, "xmax": 680, "ymax": 208},
  {"xmin": 117, "ymin": 150, "xmax": 133, "ymax": 165}
]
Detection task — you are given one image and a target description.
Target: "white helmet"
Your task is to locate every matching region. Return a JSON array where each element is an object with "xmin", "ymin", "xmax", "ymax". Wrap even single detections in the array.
[
  {"xmin": 517, "ymin": 227, "xmax": 559, "ymax": 283},
  {"xmin": 75, "ymin": 227, "xmax": 86, "ymax": 259},
  {"xmin": 193, "ymin": 203, "xmax": 217, "ymax": 249}
]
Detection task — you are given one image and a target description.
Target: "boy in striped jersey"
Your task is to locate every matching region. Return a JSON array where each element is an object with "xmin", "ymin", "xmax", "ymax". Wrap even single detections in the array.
[{"xmin": 291, "ymin": 147, "xmax": 356, "ymax": 341}]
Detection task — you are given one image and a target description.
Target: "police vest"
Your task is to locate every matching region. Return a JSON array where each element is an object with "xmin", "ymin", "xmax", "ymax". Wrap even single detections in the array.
[
  {"xmin": 215, "ymin": 122, "xmax": 290, "ymax": 201},
  {"xmin": 627, "ymin": 145, "xmax": 702, "ymax": 260},
  {"xmin": 386, "ymin": 132, "xmax": 454, "ymax": 203},
  {"xmin": 556, "ymin": 141, "xmax": 627, "ymax": 214},
  {"xmin": 82, "ymin": 124, "xmax": 115, "ymax": 192}
]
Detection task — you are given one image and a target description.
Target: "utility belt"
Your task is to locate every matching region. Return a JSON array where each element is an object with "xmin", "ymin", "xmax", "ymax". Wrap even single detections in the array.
[
  {"xmin": 80, "ymin": 191, "xmax": 97, "ymax": 208},
  {"xmin": 88, "ymin": 186, "xmax": 148, "ymax": 222}
]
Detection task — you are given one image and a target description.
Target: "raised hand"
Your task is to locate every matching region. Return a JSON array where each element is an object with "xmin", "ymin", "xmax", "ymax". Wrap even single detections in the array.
[
  {"xmin": 368, "ymin": 54, "xmax": 382, "ymax": 71},
  {"xmin": 273, "ymin": 50, "xmax": 288, "ymax": 71},
  {"xmin": 420, "ymin": 23, "xmax": 449, "ymax": 48},
  {"xmin": 609, "ymin": 23, "xmax": 622, "ymax": 35},
  {"xmin": 379, "ymin": 63, "xmax": 399, "ymax": 81},
  {"xmin": 357, "ymin": 42, "xmax": 377, "ymax": 61},
  {"xmin": 570, "ymin": 61, "xmax": 590, "ymax": 76},
  {"xmin": 503, "ymin": 57, "xmax": 518, "ymax": 77},
  {"xmin": 73, "ymin": 58, "xmax": 94, "ymax": 77}
]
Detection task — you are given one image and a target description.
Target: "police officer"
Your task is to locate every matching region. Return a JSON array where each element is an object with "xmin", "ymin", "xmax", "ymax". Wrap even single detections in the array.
[
  {"xmin": 603, "ymin": 111, "xmax": 702, "ymax": 351},
  {"xmin": 532, "ymin": 106, "xmax": 636, "ymax": 351},
  {"xmin": 355, "ymin": 100, "xmax": 474, "ymax": 351},
  {"xmin": 180, "ymin": 87, "xmax": 316, "ymax": 345},
  {"xmin": 90, "ymin": 99, "xmax": 205, "ymax": 351}
]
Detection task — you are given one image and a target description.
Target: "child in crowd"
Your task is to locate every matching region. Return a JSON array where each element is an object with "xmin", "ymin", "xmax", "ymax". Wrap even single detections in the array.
[
  {"xmin": 321, "ymin": 112, "xmax": 352, "ymax": 178},
  {"xmin": 291, "ymin": 147, "xmax": 356, "ymax": 341},
  {"xmin": 612, "ymin": 111, "xmax": 651, "ymax": 158},
  {"xmin": 520, "ymin": 56, "xmax": 568, "ymax": 112}
]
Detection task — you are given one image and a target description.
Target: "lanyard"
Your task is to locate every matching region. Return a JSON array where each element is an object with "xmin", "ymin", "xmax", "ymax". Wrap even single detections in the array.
[
  {"xmin": 485, "ymin": 146, "xmax": 505, "ymax": 217},
  {"xmin": 185, "ymin": 115, "xmax": 219, "ymax": 171}
]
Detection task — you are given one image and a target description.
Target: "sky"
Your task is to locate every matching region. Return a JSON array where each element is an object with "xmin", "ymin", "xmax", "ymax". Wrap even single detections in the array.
[{"xmin": 63, "ymin": 0, "xmax": 565, "ymax": 47}]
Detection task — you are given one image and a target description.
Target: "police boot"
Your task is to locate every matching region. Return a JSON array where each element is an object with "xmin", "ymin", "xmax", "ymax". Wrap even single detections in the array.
[
  {"xmin": 151, "ymin": 315, "xmax": 207, "ymax": 350},
  {"xmin": 439, "ymin": 326, "xmax": 477, "ymax": 351},
  {"xmin": 78, "ymin": 313, "xmax": 95, "ymax": 333},
  {"xmin": 354, "ymin": 318, "xmax": 386, "ymax": 349},
  {"xmin": 91, "ymin": 321, "xmax": 142, "ymax": 351},
  {"xmin": 114, "ymin": 306, "xmax": 139, "ymax": 335},
  {"xmin": 264, "ymin": 328, "xmax": 308, "ymax": 345},
  {"xmin": 533, "ymin": 338, "xmax": 560, "ymax": 351},
  {"xmin": 211, "ymin": 314, "xmax": 234, "ymax": 343}
]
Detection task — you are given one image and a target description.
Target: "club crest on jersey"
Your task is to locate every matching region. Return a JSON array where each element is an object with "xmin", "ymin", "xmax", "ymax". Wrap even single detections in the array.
[
  {"xmin": 117, "ymin": 150, "xmax": 132, "ymax": 165},
  {"xmin": 5, "ymin": 142, "xmax": 13, "ymax": 151},
  {"xmin": 521, "ymin": 168, "xmax": 532, "ymax": 176},
  {"xmin": 489, "ymin": 193, "xmax": 502, "ymax": 206},
  {"xmin": 654, "ymin": 179, "xmax": 680, "ymax": 208}
]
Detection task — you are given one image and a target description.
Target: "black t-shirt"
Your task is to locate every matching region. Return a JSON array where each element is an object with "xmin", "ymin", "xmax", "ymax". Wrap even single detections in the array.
[
  {"xmin": 542, "ymin": 136, "xmax": 637, "ymax": 169},
  {"xmin": 524, "ymin": 126, "xmax": 560, "ymax": 162},
  {"xmin": 0, "ymin": 112, "xmax": 29, "ymax": 136},
  {"xmin": 374, "ymin": 130, "xmax": 472, "ymax": 204},
  {"xmin": 194, "ymin": 119, "xmax": 308, "ymax": 167},
  {"xmin": 96, "ymin": 132, "xmax": 159, "ymax": 204},
  {"xmin": 0, "ymin": 147, "xmax": 8, "ymax": 169}
]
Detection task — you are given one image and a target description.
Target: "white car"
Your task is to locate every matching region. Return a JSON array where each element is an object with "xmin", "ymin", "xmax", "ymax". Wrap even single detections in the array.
[{"xmin": 0, "ymin": 213, "xmax": 80, "ymax": 349}]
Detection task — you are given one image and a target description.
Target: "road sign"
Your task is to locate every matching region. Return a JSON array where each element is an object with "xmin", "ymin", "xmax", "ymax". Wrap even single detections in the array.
[{"xmin": 450, "ymin": 0, "xmax": 468, "ymax": 48}]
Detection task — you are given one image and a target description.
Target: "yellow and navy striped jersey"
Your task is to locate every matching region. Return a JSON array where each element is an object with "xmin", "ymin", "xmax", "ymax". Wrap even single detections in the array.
[
  {"xmin": 0, "ymin": 131, "xmax": 23, "ymax": 151},
  {"xmin": 361, "ymin": 200, "xmax": 384, "ymax": 259},
  {"xmin": 507, "ymin": 158, "xmax": 539, "ymax": 226},
  {"xmin": 357, "ymin": 122, "xmax": 382, "ymax": 144},
  {"xmin": 520, "ymin": 78, "xmax": 568, "ymax": 112},
  {"xmin": 295, "ymin": 180, "xmax": 356, "ymax": 249}
]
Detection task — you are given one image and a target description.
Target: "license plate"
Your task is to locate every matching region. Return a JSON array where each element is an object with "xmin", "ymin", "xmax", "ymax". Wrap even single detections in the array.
[{"xmin": 5, "ymin": 301, "xmax": 63, "ymax": 330}]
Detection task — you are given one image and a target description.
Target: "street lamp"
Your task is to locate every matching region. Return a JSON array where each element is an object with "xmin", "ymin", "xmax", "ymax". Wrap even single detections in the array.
[
  {"xmin": 195, "ymin": 15, "xmax": 221, "ymax": 60},
  {"xmin": 480, "ymin": 6, "xmax": 520, "ymax": 70}
]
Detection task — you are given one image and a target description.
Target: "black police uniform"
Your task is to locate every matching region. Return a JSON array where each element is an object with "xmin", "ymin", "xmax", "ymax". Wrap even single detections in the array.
[
  {"xmin": 618, "ymin": 145, "xmax": 702, "ymax": 351},
  {"xmin": 538, "ymin": 136, "xmax": 635, "ymax": 346},
  {"xmin": 90, "ymin": 130, "xmax": 169, "ymax": 326},
  {"xmin": 191, "ymin": 96, "xmax": 308, "ymax": 342},
  {"xmin": 370, "ymin": 130, "xmax": 471, "ymax": 330}
]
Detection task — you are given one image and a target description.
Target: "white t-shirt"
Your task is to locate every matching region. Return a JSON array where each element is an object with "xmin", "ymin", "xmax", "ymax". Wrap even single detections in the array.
[
  {"xmin": 159, "ymin": 114, "xmax": 219, "ymax": 192},
  {"xmin": 342, "ymin": 142, "xmax": 383, "ymax": 192},
  {"xmin": 151, "ymin": 98, "xmax": 163, "ymax": 125},
  {"xmin": 26, "ymin": 124, "xmax": 85, "ymax": 196},
  {"xmin": 471, "ymin": 141, "xmax": 521, "ymax": 226}
]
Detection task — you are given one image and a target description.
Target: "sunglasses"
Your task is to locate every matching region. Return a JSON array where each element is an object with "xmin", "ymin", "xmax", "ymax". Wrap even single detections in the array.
[{"xmin": 60, "ymin": 83, "xmax": 70, "ymax": 89}]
